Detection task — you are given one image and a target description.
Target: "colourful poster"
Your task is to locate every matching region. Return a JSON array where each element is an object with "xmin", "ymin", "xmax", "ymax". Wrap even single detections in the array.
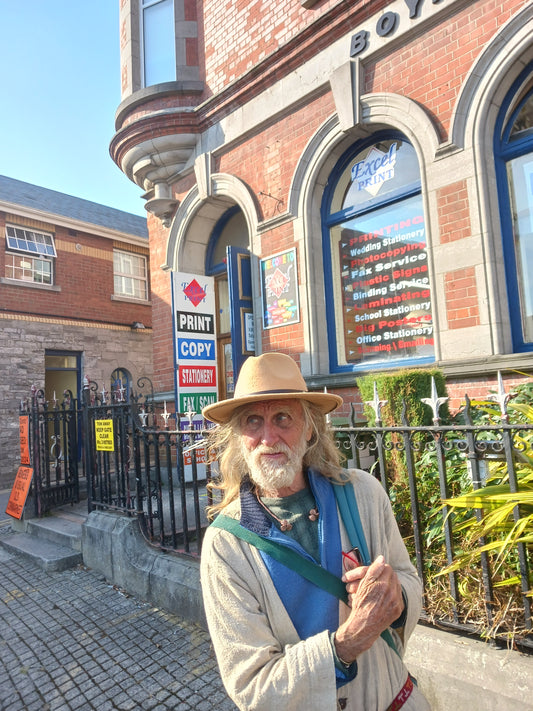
[{"xmin": 260, "ymin": 248, "xmax": 300, "ymax": 328}]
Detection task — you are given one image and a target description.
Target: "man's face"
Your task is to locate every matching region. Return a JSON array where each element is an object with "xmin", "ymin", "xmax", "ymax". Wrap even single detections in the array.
[{"xmin": 238, "ymin": 399, "xmax": 312, "ymax": 494}]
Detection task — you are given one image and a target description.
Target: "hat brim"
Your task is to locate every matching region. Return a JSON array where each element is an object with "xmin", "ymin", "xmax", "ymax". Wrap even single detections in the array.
[{"xmin": 202, "ymin": 390, "xmax": 343, "ymax": 425}]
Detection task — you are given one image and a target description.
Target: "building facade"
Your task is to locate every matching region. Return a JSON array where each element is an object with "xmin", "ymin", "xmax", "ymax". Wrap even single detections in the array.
[
  {"xmin": 0, "ymin": 176, "xmax": 152, "ymax": 489},
  {"xmin": 111, "ymin": 0, "xmax": 533, "ymax": 419}
]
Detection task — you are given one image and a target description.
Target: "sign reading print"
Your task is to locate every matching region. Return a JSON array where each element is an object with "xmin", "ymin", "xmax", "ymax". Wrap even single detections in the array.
[{"xmin": 260, "ymin": 248, "xmax": 300, "ymax": 329}]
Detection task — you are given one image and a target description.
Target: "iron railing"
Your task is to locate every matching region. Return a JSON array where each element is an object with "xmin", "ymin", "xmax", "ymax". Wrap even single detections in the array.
[{"xmin": 20, "ymin": 374, "xmax": 533, "ymax": 650}]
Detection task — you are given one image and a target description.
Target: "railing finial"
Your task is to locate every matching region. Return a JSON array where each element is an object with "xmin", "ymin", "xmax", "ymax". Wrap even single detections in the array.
[
  {"xmin": 365, "ymin": 382, "xmax": 387, "ymax": 423},
  {"xmin": 421, "ymin": 376, "xmax": 449, "ymax": 423}
]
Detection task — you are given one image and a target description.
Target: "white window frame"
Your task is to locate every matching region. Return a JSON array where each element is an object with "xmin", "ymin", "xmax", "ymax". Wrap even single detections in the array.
[
  {"xmin": 113, "ymin": 249, "xmax": 149, "ymax": 301},
  {"xmin": 5, "ymin": 225, "xmax": 56, "ymax": 285}
]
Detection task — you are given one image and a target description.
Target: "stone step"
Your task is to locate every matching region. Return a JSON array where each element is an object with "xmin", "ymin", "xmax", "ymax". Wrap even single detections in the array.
[
  {"xmin": 26, "ymin": 515, "xmax": 83, "ymax": 552},
  {"xmin": 0, "ymin": 532, "xmax": 82, "ymax": 572}
]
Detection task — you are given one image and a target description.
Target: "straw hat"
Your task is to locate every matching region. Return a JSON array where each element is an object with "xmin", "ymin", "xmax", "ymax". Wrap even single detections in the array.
[{"xmin": 202, "ymin": 352, "xmax": 343, "ymax": 424}]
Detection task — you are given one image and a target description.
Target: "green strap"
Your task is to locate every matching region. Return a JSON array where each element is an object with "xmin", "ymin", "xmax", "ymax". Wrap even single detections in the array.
[
  {"xmin": 211, "ymin": 512, "xmax": 400, "ymax": 657},
  {"xmin": 212, "ymin": 514, "xmax": 349, "ymax": 603}
]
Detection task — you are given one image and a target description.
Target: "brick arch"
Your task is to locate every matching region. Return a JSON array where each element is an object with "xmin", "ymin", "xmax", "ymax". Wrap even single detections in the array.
[
  {"xmin": 288, "ymin": 94, "xmax": 439, "ymax": 375},
  {"xmin": 451, "ymin": 3, "xmax": 533, "ymax": 151},
  {"xmin": 162, "ymin": 173, "xmax": 259, "ymax": 274},
  {"xmin": 455, "ymin": 4, "xmax": 533, "ymax": 355}
]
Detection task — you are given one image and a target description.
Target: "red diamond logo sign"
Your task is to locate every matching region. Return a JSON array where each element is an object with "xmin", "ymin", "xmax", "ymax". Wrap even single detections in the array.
[{"xmin": 183, "ymin": 279, "xmax": 206, "ymax": 307}]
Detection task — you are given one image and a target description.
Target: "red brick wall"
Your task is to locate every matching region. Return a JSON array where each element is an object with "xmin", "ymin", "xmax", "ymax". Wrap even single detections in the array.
[
  {"xmin": 202, "ymin": 0, "xmax": 342, "ymax": 94},
  {"xmin": 437, "ymin": 180, "xmax": 472, "ymax": 243},
  {"xmin": 444, "ymin": 267, "xmax": 480, "ymax": 330},
  {"xmin": 0, "ymin": 212, "xmax": 151, "ymax": 329},
  {"xmin": 147, "ymin": 214, "xmax": 174, "ymax": 394},
  {"xmin": 366, "ymin": 0, "xmax": 521, "ymax": 141}
]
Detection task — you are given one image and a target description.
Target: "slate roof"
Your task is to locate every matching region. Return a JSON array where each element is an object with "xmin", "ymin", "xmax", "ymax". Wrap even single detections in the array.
[{"xmin": 0, "ymin": 175, "xmax": 148, "ymax": 240}]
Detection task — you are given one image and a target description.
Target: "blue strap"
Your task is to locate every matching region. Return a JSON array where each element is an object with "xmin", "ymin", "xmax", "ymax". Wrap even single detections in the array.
[
  {"xmin": 332, "ymin": 483, "xmax": 370, "ymax": 564},
  {"xmin": 333, "ymin": 481, "xmax": 400, "ymax": 658},
  {"xmin": 211, "ymin": 514, "xmax": 349, "ymax": 603}
]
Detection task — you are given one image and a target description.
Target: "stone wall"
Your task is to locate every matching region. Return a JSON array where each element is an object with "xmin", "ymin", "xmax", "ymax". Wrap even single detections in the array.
[{"xmin": 0, "ymin": 315, "xmax": 152, "ymax": 490}]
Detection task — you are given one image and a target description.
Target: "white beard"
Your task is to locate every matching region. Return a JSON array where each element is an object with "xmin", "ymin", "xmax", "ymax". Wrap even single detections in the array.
[{"xmin": 243, "ymin": 434, "xmax": 308, "ymax": 494}]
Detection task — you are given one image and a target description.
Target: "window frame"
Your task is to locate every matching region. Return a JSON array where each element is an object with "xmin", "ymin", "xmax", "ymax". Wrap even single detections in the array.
[
  {"xmin": 5, "ymin": 224, "xmax": 56, "ymax": 286},
  {"xmin": 321, "ymin": 130, "xmax": 434, "ymax": 374},
  {"xmin": 140, "ymin": 0, "xmax": 176, "ymax": 88},
  {"xmin": 113, "ymin": 249, "xmax": 149, "ymax": 301},
  {"xmin": 494, "ymin": 62, "xmax": 533, "ymax": 353}
]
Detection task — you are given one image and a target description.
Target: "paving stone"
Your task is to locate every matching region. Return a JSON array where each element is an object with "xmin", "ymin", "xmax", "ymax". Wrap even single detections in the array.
[{"xmin": 0, "ymin": 551, "xmax": 237, "ymax": 711}]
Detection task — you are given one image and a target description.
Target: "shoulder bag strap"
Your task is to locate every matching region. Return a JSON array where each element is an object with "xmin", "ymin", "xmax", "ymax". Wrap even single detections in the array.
[
  {"xmin": 211, "ymin": 514, "xmax": 348, "ymax": 603},
  {"xmin": 210, "ymin": 512, "xmax": 400, "ymax": 657}
]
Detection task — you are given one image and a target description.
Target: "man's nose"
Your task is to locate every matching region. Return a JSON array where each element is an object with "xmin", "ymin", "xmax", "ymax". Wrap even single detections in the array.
[{"xmin": 260, "ymin": 420, "xmax": 279, "ymax": 446}]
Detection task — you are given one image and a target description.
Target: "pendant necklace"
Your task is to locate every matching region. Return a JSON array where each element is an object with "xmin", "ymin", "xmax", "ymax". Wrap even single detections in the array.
[{"xmin": 256, "ymin": 493, "xmax": 319, "ymax": 532}]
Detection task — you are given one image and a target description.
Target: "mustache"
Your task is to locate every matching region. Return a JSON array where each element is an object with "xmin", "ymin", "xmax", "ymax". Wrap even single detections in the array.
[{"xmin": 254, "ymin": 444, "xmax": 291, "ymax": 456}]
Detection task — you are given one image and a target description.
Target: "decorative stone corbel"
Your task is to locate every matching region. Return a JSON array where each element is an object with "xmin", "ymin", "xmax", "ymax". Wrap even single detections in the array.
[{"xmin": 143, "ymin": 182, "xmax": 179, "ymax": 227}]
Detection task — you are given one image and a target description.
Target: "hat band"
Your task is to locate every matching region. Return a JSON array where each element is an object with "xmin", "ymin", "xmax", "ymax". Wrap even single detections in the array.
[{"xmin": 239, "ymin": 388, "xmax": 309, "ymax": 396}]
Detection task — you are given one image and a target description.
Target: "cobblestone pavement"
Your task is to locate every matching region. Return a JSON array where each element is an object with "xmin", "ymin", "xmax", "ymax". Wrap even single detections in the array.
[{"xmin": 0, "ymin": 532, "xmax": 237, "ymax": 711}]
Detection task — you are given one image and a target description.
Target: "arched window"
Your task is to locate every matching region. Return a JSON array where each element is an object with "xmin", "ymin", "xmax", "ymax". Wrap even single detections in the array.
[
  {"xmin": 495, "ymin": 66, "xmax": 533, "ymax": 352},
  {"xmin": 322, "ymin": 132, "xmax": 434, "ymax": 372}
]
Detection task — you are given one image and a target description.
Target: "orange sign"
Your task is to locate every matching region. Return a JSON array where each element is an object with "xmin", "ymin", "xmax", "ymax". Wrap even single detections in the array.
[
  {"xmin": 6, "ymin": 466, "xmax": 34, "ymax": 519},
  {"xmin": 19, "ymin": 415, "xmax": 30, "ymax": 465}
]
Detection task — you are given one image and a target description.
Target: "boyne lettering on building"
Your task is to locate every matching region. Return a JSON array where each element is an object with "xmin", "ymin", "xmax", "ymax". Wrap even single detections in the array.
[{"xmin": 350, "ymin": 0, "xmax": 448, "ymax": 60}]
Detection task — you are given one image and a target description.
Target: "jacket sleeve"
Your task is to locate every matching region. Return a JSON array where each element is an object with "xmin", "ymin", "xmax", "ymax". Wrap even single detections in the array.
[{"xmin": 200, "ymin": 523, "xmax": 339, "ymax": 711}]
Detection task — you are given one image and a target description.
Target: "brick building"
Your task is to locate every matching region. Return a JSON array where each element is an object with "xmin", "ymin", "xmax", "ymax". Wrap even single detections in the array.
[
  {"xmin": 0, "ymin": 175, "xmax": 152, "ymax": 488},
  {"xmin": 110, "ymin": 0, "xmax": 533, "ymax": 418}
]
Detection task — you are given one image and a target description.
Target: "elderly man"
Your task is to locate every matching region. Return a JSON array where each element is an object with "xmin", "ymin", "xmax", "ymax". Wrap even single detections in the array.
[{"xmin": 201, "ymin": 353, "xmax": 430, "ymax": 711}]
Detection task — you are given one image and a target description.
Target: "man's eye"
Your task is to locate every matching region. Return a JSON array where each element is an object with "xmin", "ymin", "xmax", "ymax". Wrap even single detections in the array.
[
  {"xmin": 244, "ymin": 415, "xmax": 262, "ymax": 430},
  {"xmin": 274, "ymin": 413, "xmax": 292, "ymax": 427}
]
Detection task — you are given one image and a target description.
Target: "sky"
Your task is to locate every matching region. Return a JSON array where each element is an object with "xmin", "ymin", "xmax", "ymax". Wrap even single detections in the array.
[{"xmin": 0, "ymin": 2, "xmax": 146, "ymax": 217}]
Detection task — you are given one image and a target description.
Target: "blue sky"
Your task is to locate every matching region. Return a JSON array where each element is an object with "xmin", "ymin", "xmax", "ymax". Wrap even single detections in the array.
[{"xmin": 0, "ymin": 2, "xmax": 145, "ymax": 216}]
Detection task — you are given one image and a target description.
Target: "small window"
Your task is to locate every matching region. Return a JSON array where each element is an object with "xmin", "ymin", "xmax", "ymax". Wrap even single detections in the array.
[
  {"xmin": 141, "ymin": 0, "xmax": 176, "ymax": 87},
  {"xmin": 5, "ymin": 225, "xmax": 56, "ymax": 284},
  {"xmin": 113, "ymin": 250, "xmax": 148, "ymax": 300}
]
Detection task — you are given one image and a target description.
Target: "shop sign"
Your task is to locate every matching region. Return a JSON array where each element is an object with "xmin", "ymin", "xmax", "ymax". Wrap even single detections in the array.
[
  {"xmin": 339, "ymin": 199, "xmax": 434, "ymax": 362},
  {"xmin": 172, "ymin": 272, "xmax": 218, "ymax": 418},
  {"xmin": 349, "ymin": 0, "xmax": 450, "ymax": 61},
  {"xmin": 352, "ymin": 143, "xmax": 397, "ymax": 197},
  {"xmin": 260, "ymin": 248, "xmax": 300, "ymax": 329}
]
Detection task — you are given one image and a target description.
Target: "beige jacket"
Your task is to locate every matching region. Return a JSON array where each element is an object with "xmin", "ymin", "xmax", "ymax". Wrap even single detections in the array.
[{"xmin": 201, "ymin": 469, "xmax": 431, "ymax": 711}]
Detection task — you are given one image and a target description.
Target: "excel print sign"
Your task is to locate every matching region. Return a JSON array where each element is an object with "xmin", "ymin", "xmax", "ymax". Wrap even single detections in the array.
[{"xmin": 172, "ymin": 272, "xmax": 217, "ymax": 416}]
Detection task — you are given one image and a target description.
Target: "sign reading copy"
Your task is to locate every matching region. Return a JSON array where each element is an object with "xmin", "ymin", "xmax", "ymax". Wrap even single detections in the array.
[{"xmin": 172, "ymin": 272, "xmax": 217, "ymax": 416}]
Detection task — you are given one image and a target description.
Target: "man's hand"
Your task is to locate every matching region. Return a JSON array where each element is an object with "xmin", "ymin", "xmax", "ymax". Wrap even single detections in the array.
[{"xmin": 334, "ymin": 555, "xmax": 404, "ymax": 664}]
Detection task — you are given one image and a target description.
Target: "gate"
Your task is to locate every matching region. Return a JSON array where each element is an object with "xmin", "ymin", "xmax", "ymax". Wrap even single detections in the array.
[
  {"xmin": 21, "ymin": 385, "xmax": 80, "ymax": 516},
  {"xmin": 21, "ymin": 375, "xmax": 211, "ymax": 556}
]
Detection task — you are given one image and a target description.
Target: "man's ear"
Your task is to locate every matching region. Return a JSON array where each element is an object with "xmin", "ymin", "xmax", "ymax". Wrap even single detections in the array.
[{"xmin": 305, "ymin": 422, "xmax": 314, "ymax": 443}]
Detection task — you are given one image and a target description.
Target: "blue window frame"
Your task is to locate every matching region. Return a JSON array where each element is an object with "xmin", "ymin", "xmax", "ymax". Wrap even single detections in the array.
[
  {"xmin": 494, "ymin": 65, "xmax": 533, "ymax": 352},
  {"xmin": 322, "ymin": 132, "xmax": 434, "ymax": 373}
]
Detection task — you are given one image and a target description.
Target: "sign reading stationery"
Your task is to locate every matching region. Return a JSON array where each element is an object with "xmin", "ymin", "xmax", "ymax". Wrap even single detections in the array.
[
  {"xmin": 260, "ymin": 248, "xmax": 300, "ymax": 329},
  {"xmin": 172, "ymin": 272, "xmax": 218, "ymax": 415}
]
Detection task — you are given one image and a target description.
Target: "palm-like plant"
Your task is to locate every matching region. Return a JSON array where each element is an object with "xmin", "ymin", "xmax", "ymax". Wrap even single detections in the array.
[{"xmin": 440, "ymin": 400, "xmax": 533, "ymax": 598}]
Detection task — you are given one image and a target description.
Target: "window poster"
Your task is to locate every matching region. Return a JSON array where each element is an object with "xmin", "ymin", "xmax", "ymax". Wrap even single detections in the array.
[
  {"xmin": 336, "ymin": 195, "xmax": 434, "ymax": 364},
  {"xmin": 260, "ymin": 248, "xmax": 300, "ymax": 329}
]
